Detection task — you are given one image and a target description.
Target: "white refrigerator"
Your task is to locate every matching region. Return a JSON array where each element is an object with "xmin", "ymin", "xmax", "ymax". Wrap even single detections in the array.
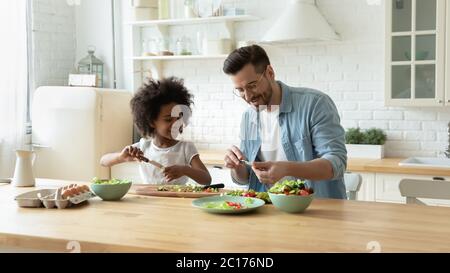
[{"xmin": 31, "ymin": 86, "xmax": 133, "ymax": 181}]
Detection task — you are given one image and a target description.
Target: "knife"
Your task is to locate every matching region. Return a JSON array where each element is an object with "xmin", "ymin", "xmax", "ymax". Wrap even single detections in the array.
[
  {"xmin": 138, "ymin": 155, "xmax": 165, "ymax": 170},
  {"xmin": 203, "ymin": 183, "xmax": 225, "ymax": 190}
]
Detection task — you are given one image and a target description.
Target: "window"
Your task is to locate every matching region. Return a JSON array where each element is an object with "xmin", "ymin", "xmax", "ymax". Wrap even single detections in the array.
[{"xmin": 0, "ymin": 0, "xmax": 29, "ymax": 176}]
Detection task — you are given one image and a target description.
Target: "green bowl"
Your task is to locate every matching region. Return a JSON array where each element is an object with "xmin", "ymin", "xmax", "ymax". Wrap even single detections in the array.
[
  {"xmin": 268, "ymin": 193, "xmax": 314, "ymax": 213},
  {"xmin": 90, "ymin": 182, "xmax": 132, "ymax": 201}
]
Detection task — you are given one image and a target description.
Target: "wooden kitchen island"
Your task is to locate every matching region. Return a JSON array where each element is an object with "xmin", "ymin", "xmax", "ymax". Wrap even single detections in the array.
[{"xmin": 1, "ymin": 179, "xmax": 450, "ymax": 253}]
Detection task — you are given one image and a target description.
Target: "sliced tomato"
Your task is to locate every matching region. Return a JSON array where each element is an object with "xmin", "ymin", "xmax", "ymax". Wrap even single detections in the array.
[
  {"xmin": 299, "ymin": 190, "xmax": 309, "ymax": 196},
  {"xmin": 243, "ymin": 192, "xmax": 256, "ymax": 197},
  {"xmin": 226, "ymin": 201, "xmax": 243, "ymax": 209}
]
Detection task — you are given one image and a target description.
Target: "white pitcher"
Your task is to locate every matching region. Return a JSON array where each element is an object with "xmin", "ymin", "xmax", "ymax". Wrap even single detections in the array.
[{"xmin": 12, "ymin": 150, "xmax": 36, "ymax": 187}]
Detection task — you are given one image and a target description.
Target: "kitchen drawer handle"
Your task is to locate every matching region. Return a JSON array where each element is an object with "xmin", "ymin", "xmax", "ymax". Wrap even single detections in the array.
[
  {"xmin": 432, "ymin": 177, "xmax": 445, "ymax": 181},
  {"xmin": 213, "ymin": 166, "xmax": 223, "ymax": 169}
]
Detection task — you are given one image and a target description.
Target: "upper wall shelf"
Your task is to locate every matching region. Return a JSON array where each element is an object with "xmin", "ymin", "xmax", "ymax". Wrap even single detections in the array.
[
  {"xmin": 125, "ymin": 15, "xmax": 259, "ymax": 27},
  {"xmin": 132, "ymin": 55, "xmax": 228, "ymax": 61},
  {"xmin": 126, "ymin": 14, "xmax": 259, "ymax": 91}
]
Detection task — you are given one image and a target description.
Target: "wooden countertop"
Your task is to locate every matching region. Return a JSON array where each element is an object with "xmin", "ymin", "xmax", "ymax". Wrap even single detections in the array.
[
  {"xmin": 200, "ymin": 150, "xmax": 450, "ymax": 176},
  {"xmin": 2, "ymin": 179, "xmax": 450, "ymax": 252},
  {"xmin": 347, "ymin": 158, "xmax": 450, "ymax": 177}
]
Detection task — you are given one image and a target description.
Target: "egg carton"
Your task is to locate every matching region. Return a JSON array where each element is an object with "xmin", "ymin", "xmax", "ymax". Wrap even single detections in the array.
[{"xmin": 14, "ymin": 185, "xmax": 96, "ymax": 209}]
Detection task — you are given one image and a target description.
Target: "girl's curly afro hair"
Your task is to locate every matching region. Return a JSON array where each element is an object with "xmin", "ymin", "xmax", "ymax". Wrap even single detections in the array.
[{"xmin": 130, "ymin": 77, "xmax": 194, "ymax": 138}]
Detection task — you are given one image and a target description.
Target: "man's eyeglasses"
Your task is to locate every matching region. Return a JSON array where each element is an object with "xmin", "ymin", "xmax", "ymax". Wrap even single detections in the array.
[{"xmin": 232, "ymin": 69, "xmax": 267, "ymax": 98}]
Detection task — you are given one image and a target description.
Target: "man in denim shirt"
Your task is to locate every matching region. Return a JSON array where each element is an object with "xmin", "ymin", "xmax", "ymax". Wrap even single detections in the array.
[{"xmin": 223, "ymin": 45, "xmax": 347, "ymax": 199}]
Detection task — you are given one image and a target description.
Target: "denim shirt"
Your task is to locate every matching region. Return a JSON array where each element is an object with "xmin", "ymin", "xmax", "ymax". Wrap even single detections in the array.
[{"xmin": 233, "ymin": 81, "xmax": 347, "ymax": 199}]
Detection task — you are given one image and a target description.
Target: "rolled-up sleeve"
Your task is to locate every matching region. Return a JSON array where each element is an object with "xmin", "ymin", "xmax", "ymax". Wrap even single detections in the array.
[{"xmin": 310, "ymin": 95, "xmax": 347, "ymax": 180}]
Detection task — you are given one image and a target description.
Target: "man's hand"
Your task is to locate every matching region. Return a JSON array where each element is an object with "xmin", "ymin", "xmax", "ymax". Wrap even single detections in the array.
[
  {"xmin": 251, "ymin": 161, "xmax": 289, "ymax": 184},
  {"xmin": 224, "ymin": 146, "xmax": 246, "ymax": 169},
  {"xmin": 163, "ymin": 165, "xmax": 187, "ymax": 183}
]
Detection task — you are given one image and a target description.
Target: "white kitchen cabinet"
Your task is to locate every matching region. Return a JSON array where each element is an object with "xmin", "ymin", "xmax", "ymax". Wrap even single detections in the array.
[
  {"xmin": 378, "ymin": 173, "xmax": 450, "ymax": 206},
  {"xmin": 385, "ymin": 0, "xmax": 448, "ymax": 107},
  {"xmin": 356, "ymin": 172, "xmax": 450, "ymax": 206},
  {"xmin": 375, "ymin": 173, "xmax": 407, "ymax": 203}
]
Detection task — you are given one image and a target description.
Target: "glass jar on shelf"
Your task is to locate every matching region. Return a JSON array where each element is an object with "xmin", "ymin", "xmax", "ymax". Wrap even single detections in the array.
[
  {"xmin": 157, "ymin": 37, "xmax": 174, "ymax": 56},
  {"xmin": 147, "ymin": 38, "xmax": 159, "ymax": 56},
  {"xmin": 176, "ymin": 36, "xmax": 192, "ymax": 56}
]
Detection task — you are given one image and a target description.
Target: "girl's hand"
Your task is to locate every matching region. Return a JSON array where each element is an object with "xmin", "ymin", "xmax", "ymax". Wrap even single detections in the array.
[
  {"xmin": 251, "ymin": 161, "xmax": 289, "ymax": 185},
  {"xmin": 119, "ymin": 146, "xmax": 144, "ymax": 162},
  {"xmin": 163, "ymin": 165, "xmax": 187, "ymax": 182}
]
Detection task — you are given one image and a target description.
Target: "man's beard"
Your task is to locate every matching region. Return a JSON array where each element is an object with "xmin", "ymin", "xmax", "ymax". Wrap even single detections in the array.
[{"xmin": 250, "ymin": 87, "xmax": 273, "ymax": 111}]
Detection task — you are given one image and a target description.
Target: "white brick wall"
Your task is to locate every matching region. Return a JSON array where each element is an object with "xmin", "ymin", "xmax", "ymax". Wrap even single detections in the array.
[
  {"xmin": 153, "ymin": 0, "xmax": 450, "ymax": 158},
  {"xmin": 32, "ymin": 0, "xmax": 76, "ymax": 89}
]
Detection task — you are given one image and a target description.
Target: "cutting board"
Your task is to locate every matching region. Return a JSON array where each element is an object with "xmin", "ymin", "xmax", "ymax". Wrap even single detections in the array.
[{"xmin": 129, "ymin": 184, "xmax": 224, "ymax": 198}]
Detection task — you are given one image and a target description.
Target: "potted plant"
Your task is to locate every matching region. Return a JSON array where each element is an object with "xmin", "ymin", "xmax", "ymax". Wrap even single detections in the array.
[{"xmin": 345, "ymin": 128, "xmax": 387, "ymax": 159}]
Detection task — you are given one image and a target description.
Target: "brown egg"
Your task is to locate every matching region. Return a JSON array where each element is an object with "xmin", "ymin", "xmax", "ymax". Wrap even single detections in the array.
[
  {"xmin": 62, "ymin": 190, "xmax": 71, "ymax": 199},
  {"xmin": 71, "ymin": 187, "xmax": 80, "ymax": 195},
  {"xmin": 75, "ymin": 186, "xmax": 84, "ymax": 193}
]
